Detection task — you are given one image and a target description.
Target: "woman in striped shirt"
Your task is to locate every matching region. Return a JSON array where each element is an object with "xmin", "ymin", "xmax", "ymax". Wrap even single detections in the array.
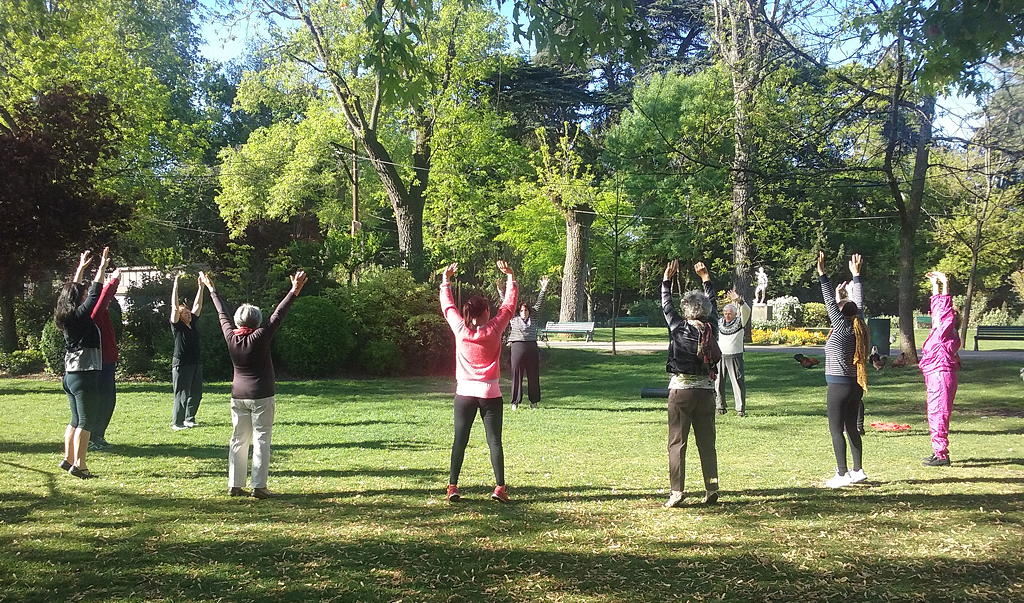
[{"xmin": 817, "ymin": 251, "xmax": 870, "ymax": 489}]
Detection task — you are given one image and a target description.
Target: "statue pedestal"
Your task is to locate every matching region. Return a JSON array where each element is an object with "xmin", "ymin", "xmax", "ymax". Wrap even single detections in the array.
[{"xmin": 752, "ymin": 304, "xmax": 773, "ymax": 323}]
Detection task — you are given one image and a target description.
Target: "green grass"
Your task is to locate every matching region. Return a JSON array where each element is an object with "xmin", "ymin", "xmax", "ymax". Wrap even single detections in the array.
[{"xmin": 2, "ymin": 350, "xmax": 1022, "ymax": 601}]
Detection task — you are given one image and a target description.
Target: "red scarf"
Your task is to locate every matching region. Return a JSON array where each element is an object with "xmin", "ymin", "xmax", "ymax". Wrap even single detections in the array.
[{"xmin": 234, "ymin": 327, "xmax": 255, "ymax": 336}]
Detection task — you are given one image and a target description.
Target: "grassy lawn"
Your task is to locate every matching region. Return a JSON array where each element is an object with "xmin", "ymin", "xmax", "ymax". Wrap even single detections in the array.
[{"xmin": 2, "ymin": 349, "xmax": 1022, "ymax": 601}]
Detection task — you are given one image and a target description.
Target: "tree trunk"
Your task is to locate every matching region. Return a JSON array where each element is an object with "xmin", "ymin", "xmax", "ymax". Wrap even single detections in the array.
[
  {"xmin": 560, "ymin": 207, "xmax": 596, "ymax": 321},
  {"xmin": 0, "ymin": 291, "xmax": 17, "ymax": 353},
  {"xmin": 896, "ymin": 95, "xmax": 936, "ymax": 362},
  {"xmin": 960, "ymin": 220, "xmax": 983, "ymax": 345},
  {"xmin": 731, "ymin": 83, "xmax": 755, "ymax": 303}
]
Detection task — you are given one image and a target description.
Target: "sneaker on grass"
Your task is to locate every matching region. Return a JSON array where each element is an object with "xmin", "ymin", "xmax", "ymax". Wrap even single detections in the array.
[
  {"xmin": 663, "ymin": 490, "xmax": 684, "ymax": 508},
  {"xmin": 491, "ymin": 485, "xmax": 510, "ymax": 503},
  {"xmin": 825, "ymin": 471, "xmax": 852, "ymax": 489},
  {"xmin": 848, "ymin": 469, "xmax": 868, "ymax": 483},
  {"xmin": 183, "ymin": 420, "xmax": 198, "ymax": 428},
  {"xmin": 446, "ymin": 484, "xmax": 461, "ymax": 502},
  {"xmin": 923, "ymin": 455, "xmax": 950, "ymax": 467},
  {"xmin": 171, "ymin": 424, "xmax": 187, "ymax": 431}
]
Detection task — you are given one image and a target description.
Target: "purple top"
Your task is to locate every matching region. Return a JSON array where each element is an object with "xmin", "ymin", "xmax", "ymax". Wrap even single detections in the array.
[{"xmin": 210, "ymin": 289, "xmax": 295, "ymax": 399}]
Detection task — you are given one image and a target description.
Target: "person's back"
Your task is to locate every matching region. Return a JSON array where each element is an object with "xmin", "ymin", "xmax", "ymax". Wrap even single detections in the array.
[
  {"xmin": 919, "ymin": 292, "xmax": 960, "ymax": 375},
  {"xmin": 225, "ymin": 328, "xmax": 277, "ymax": 399}
]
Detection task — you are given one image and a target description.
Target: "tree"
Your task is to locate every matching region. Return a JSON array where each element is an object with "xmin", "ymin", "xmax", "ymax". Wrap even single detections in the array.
[{"xmin": 0, "ymin": 88, "xmax": 130, "ymax": 352}]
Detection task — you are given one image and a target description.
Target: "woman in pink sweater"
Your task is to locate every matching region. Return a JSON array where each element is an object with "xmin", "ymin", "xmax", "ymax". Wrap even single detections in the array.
[
  {"xmin": 919, "ymin": 271, "xmax": 961, "ymax": 467},
  {"xmin": 440, "ymin": 260, "xmax": 518, "ymax": 503}
]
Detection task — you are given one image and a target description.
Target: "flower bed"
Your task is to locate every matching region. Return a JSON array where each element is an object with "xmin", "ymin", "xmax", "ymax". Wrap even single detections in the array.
[{"xmin": 751, "ymin": 328, "xmax": 827, "ymax": 346}]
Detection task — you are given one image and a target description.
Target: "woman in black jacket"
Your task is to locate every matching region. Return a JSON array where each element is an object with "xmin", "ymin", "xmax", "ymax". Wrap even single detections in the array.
[
  {"xmin": 661, "ymin": 260, "xmax": 721, "ymax": 508},
  {"xmin": 56, "ymin": 249, "xmax": 112, "ymax": 478}
]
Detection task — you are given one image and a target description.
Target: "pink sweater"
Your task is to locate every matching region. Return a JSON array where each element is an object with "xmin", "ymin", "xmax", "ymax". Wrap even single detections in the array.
[
  {"xmin": 919, "ymin": 294, "xmax": 961, "ymax": 375},
  {"xmin": 440, "ymin": 277, "xmax": 518, "ymax": 398}
]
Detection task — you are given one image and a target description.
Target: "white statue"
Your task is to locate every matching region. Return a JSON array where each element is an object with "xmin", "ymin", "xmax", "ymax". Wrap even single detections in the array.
[{"xmin": 754, "ymin": 267, "xmax": 768, "ymax": 305}]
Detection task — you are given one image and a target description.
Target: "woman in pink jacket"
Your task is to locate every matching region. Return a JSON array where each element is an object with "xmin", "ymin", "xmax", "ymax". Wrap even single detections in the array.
[
  {"xmin": 919, "ymin": 271, "xmax": 961, "ymax": 467},
  {"xmin": 440, "ymin": 260, "xmax": 518, "ymax": 503}
]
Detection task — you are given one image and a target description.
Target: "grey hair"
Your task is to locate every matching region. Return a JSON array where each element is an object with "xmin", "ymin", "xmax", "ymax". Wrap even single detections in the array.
[
  {"xmin": 722, "ymin": 302, "xmax": 741, "ymax": 317},
  {"xmin": 680, "ymin": 290, "xmax": 712, "ymax": 320},
  {"xmin": 234, "ymin": 303, "xmax": 262, "ymax": 328}
]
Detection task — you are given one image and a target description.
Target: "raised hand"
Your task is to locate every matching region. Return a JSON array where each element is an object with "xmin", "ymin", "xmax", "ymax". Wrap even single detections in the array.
[
  {"xmin": 110, "ymin": 268, "xmax": 122, "ymax": 281},
  {"xmin": 539, "ymin": 275, "xmax": 550, "ymax": 289},
  {"xmin": 198, "ymin": 271, "xmax": 215, "ymax": 291},
  {"xmin": 78, "ymin": 250, "xmax": 93, "ymax": 269},
  {"xmin": 816, "ymin": 250, "xmax": 827, "ymax": 276},
  {"xmin": 694, "ymin": 261, "xmax": 710, "ymax": 282},
  {"xmin": 663, "ymin": 259, "xmax": 679, "ymax": 281},
  {"xmin": 835, "ymin": 281, "xmax": 849, "ymax": 301},
  {"xmin": 290, "ymin": 270, "xmax": 308, "ymax": 296},
  {"xmin": 849, "ymin": 253, "xmax": 862, "ymax": 277},
  {"xmin": 496, "ymin": 260, "xmax": 514, "ymax": 276},
  {"xmin": 99, "ymin": 246, "xmax": 111, "ymax": 270},
  {"xmin": 443, "ymin": 262, "xmax": 458, "ymax": 280},
  {"xmin": 727, "ymin": 288, "xmax": 740, "ymax": 301}
]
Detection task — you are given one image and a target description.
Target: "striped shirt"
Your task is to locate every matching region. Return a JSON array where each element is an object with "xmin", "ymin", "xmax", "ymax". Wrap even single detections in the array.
[
  {"xmin": 507, "ymin": 283, "xmax": 547, "ymax": 343},
  {"xmin": 821, "ymin": 275, "xmax": 863, "ymax": 383}
]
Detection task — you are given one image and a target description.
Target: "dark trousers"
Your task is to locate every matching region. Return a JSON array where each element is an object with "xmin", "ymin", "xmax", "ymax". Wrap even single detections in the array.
[
  {"xmin": 667, "ymin": 388, "xmax": 719, "ymax": 493},
  {"xmin": 510, "ymin": 341, "xmax": 541, "ymax": 405},
  {"xmin": 171, "ymin": 363, "xmax": 203, "ymax": 426},
  {"xmin": 827, "ymin": 382, "xmax": 864, "ymax": 474},
  {"xmin": 63, "ymin": 370, "xmax": 100, "ymax": 432},
  {"xmin": 449, "ymin": 395, "xmax": 504, "ymax": 486},
  {"xmin": 715, "ymin": 354, "xmax": 746, "ymax": 413},
  {"xmin": 93, "ymin": 363, "xmax": 117, "ymax": 440}
]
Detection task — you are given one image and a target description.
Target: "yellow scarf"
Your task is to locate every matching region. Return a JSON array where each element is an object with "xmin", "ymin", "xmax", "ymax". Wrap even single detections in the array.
[{"xmin": 852, "ymin": 316, "xmax": 870, "ymax": 391}]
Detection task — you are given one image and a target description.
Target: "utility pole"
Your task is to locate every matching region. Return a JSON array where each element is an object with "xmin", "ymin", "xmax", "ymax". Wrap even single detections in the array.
[{"xmin": 612, "ymin": 179, "xmax": 620, "ymax": 355}]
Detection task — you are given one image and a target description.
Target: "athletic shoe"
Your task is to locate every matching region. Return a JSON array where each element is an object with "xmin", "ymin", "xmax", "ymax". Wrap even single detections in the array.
[
  {"xmin": 923, "ymin": 455, "xmax": 950, "ymax": 467},
  {"xmin": 922, "ymin": 453, "xmax": 937, "ymax": 462},
  {"xmin": 663, "ymin": 491, "xmax": 684, "ymax": 508},
  {"xmin": 88, "ymin": 440, "xmax": 109, "ymax": 451},
  {"xmin": 858, "ymin": 426, "xmax": 866, "ymax": 436},
  {"xmin": 702, "ymin": 490, "xmax": 720, "ymax": 505},
  {"xmin": 530, "ymin": 403, "xmax": 538, "ymax": 410},
  {"xmin": 510, "ymin": 403, "xmax": 519, "ymax": 411},
  {"xmin": 68, "ymin": 465, "xmax": 97, "ymax": 479},
  {"xmin": 848, "ymin": 469, "xmax": 868, "ymax": 483},
  {"xmin": 183, "ymin": 420, "xmax": 198, "ymax": 428},
  {"xmin": 491, "ymin": 485, "xmax": 510, "ymax": 503},
  {"xmin": 94, "ymin": 437, "xmax": 110, "ymax": 447},
  {"xmin": 251, "ymin": 488, "xmax": 272, "ymax": 499},
  {"xmin": 59, "ymin": 459, "xmax": 72, "ymax": 471},
  {"xmin": 446, "ymin": 484, "xmax": 461, "ymax": 502},
  {"xmin": 228, "ymin": 487, "xmax": 249, "ymax": 497},
  {"xmin": 825, "ymin": 471, "xmax": 852, "ymax": 489},
  {"xmin": 717, "ymin": 408, "xmax": 727, "ymax": 415},
  {"xmin": 171, "ymin": 424, "xmax": 187, "ymax": 431},
  {"xmin": 737, "ymin": 411, "xmax": 746, "ymax": 417}
]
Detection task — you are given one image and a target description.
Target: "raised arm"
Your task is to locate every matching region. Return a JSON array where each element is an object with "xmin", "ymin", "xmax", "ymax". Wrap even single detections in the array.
[
  {"xmin": 695, "ymin": 262, "xmax": 718, "ymax": 329},
  {"xmin": 91, "ymin": 268, "xmax": 121, "ymax": 321},
  {"xmin": 439, "ymin": 263, "xmax": 464, "ymax": 333},
  {"xmin": 264, "ymin": 270, "xmax": 305, "ymax": 337},
  {"xmin": 72, "ymin": 250, "xmax": 92, "ymax": 283},
  {"xmin": 532, "ymin": 276, "xmax": 549, "ymax": 313},
  {"xmin": 492, "ymin": 260, "xmax": 518, "ymax": 328},
  {"xmin": 200, "ymin": 273, "xmax": 234, "ymax": 341},
  {"xmin": 928, "ymin": 272, "xmax": 957, "ymax": 338},
  {"xmin": 170, "ymin": 273, "xmax": 181, "ymax": 323},
  {"xmin": 848, "ymin": 253, "xmax": 863, "ymax": 311},
  {"xmin": 191, "ymin": 275, "xmax": 205, "ymax": 317},
  {"xmin": 661, "ymin": 260, "xmax": 684, "ymax": 331}
]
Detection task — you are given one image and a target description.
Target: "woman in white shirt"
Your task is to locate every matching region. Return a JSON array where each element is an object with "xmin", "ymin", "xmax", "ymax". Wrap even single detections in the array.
[{"xmin": 716, "ymin": 289, "xmax": 751, "ymax": 417}]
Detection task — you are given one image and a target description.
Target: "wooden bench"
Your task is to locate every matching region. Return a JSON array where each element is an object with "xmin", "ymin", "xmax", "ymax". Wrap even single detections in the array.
[
  {"xmin": 540, "ymin": 321, "xmax": 596, "ymax": 342},
  {"xmin": 916, "ymin": 315, "xmax": 932, "ymax": 329},
  {"xmin": 605, "ymin": 316, "xmax": 649, "ymax": 327},
  {"xmin": 974, "ymin": 325, "xmax": 1024, "ymax": 351}
]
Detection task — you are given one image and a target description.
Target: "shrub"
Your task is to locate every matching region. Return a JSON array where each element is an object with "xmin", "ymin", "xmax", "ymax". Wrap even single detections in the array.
[
  {"xmin": 750, "ymin": 328, "xmax": 826, "ymax": 346},
  {"xmin": 0, "ymin": 349, "xmax": 45, "ymax": 375},
  {"xmin": 751, "ymin": 318, "xmax": 787, "ymax": 331},
  {"xmin": 979, "ymin": 306, "xmax": 1015, "ymax": 326},
  {"xmin": 358, "ymin": 339, "xmax": 404, "ymax": 375},
  {"xmin": 768, "ymin": 295, "xmax": 802, "ymax": 326},
  {"xmin": 403, "ymin": 313, "xmax": 454, "ymax": 375},
  {"xmin": 15, "ymin": 285, "xmax": 55, "ymax": 350},
  {"xmin": 196, "ymin": 310, "xmax": 232, "ymax": 381},
  {"xmin": 803, "ymin": 302, "xmax": 829, "ymax": 327},
  {"xmin": 628, "ymin": 299, "xmax": 663, "ymax": 325},
  {"xmin": 117, "ymin": 334, "xmax": 152, "ymax": 376},
  {"xmin": 274, "ymin": 296, "xmax": 355, "ymax": 377},
  {"xmin": 39, "ymin": 319, "xmax": 65, "ymax": 375}
]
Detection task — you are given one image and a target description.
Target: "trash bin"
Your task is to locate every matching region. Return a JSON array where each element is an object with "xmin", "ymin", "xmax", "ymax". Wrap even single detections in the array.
[{"xmin": 868, "ymin": 317, "xmax": 891, "ymax": 356}]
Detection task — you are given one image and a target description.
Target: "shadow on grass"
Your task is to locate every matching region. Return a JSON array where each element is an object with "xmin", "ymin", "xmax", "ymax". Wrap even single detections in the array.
[
  {"xmin": 0, "ymin": 440, "xmax": 444, "ymax": 459},
  {"xmin": 955, "ymin": 457, "xmax": 1024, "ymax": 468}
]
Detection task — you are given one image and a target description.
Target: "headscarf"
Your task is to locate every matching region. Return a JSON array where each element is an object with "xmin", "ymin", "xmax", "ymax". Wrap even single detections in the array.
[{"xmin": 718, "ymin": 302, "xmax": 743, "ymax": 336}]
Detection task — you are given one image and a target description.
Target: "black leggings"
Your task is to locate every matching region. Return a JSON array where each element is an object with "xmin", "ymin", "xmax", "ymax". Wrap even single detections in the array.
[
  {"xmin": 827, "ymin": 382, "xmax": 864, "ymax": 474},
  {"xmin": 63, "ymin": 370, "xmax": 100, "ymax": 432},
  {"xmin": 510, "ymin": 341, "xmax": 540, "ymax": 405},
  {"xmin": 449, "ymin": 395, "xmax": 504, "ymax": 486}
]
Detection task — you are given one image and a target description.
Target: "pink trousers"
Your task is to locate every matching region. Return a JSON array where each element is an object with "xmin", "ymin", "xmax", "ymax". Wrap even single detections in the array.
[{"xmin": 924, "ymin": 370, "xmax": 957, "ymax": 459}]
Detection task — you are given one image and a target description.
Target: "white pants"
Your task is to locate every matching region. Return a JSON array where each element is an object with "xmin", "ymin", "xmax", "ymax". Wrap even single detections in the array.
[{"xmin": 228, "ymin": 396, "xmax": 275, "ymax": 489}]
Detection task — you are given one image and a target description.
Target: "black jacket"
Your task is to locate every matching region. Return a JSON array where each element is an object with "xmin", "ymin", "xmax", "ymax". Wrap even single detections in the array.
[
  {"xmin": 62, "ymin": 282, "xmax": 103, "ymax": 372},
  {"xmin": 662, "ymin": 279, "xmax": 719, "ymax": 375}
]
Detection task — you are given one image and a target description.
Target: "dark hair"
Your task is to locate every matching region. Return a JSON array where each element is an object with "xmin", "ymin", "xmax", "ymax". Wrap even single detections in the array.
[
  {"xmin": 54, "ymin": 282, "xmax": 85, "ymax": 333},
  {"xmin": 839, "ymin": 300, "xmax": 859, "ymax": 318},
  {"xmin": 461, "ymin": 294, "xmax": 491, "ymax": 326},
  {"xmin": 953, "ymin": 309, "xmax": 962, "ymax": 331},
  {"xmin": 518, "ymin": 302, "xmax": 532, "ymax": 316}
]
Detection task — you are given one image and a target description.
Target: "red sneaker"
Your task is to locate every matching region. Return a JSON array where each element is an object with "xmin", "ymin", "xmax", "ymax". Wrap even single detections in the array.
[
  {"xmin": 491, "ymin": 485, "xmax": 510, "ymax": 503},
  {"xmin": 446, "ymin": 484, "xmax": 461, "ymax": 502}
]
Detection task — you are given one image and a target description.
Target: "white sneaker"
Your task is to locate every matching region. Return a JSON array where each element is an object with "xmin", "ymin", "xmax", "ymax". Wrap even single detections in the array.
[
  {"xmin": 663, "ymin": 490, "xmax": 684, "ymax": 508},
  {"xmin": 848, "ymin": 469, "xmax": 867, "ymax": 483},
  {"xmin": 825, "ymin": 471, "xmax": 852, "ymax": 489},
  {"xmin": 171, "ymin": 424, "xmax": 188, "ymax": 431},
  {"xmin": 510, "ymin": 403, "xmax": 519, "ymax": 411},
  {"xmin": 183, "ymin": 420, "xmax": 198, "ymax": 428}
]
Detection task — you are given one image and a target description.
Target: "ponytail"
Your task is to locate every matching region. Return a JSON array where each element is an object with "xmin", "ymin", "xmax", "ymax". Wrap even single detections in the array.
[{"xmin": 851, "ymin": 315, "xmax": 870, "ymax": 391}]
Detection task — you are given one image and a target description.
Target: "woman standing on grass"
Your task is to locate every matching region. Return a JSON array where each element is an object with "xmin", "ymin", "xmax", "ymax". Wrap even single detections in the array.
[
  {"xmin": 919, "ymin": 271, "xmax": 961, "ymax": 467},
  {"xmin": 817, "ymin": 251, "xmax": 869, "ymax": 488},
  {"xmin": 716, "ymin": 288, "xmax": 751, "ymax": 417},
  {"xmin": 169, "ymin": 272, "xmax": 206, "ymax": 431},
  {"xmin": 661, "ymin": 259, "xmax": 721, "ymax": 508},
  {"xmin": 440, "ymin": 260, "xmax": 518, "ymax": 503},
  {"xmin": 56, "ymin": 249, "xmax": 114, "ymax": 478},
  {"xmin": 84, "ymin": 247, "xmax": 120, "ymax": 451},
  {"xmin": 202, "ymin": 270, "xmax": 307, "ymax": 500},
  {"xmin": 507, "ymin": 275, "xmax": 549, "ymax": 411}
]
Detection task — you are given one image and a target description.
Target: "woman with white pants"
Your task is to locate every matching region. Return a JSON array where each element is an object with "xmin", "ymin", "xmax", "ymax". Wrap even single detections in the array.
[{"xmin": 201, "ymin": 270, "xmax": 307, "ymax": 499}]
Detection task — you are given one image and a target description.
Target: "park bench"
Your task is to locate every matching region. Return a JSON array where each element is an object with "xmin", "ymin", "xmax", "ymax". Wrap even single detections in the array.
[
  {"xmin": 540, "ymin": 321, "xmax": 596, "ymax": 342},
  {"xmin": 974, "ymin": 325, "xmax": 1024, "ymax": 351},
  {"xmin": 916, "ymin": 315, "xmax": 932, "ymax": 329},
  {"xmin": 605, "ymin": 316, "xmax": 649, "ymax": 327}
]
